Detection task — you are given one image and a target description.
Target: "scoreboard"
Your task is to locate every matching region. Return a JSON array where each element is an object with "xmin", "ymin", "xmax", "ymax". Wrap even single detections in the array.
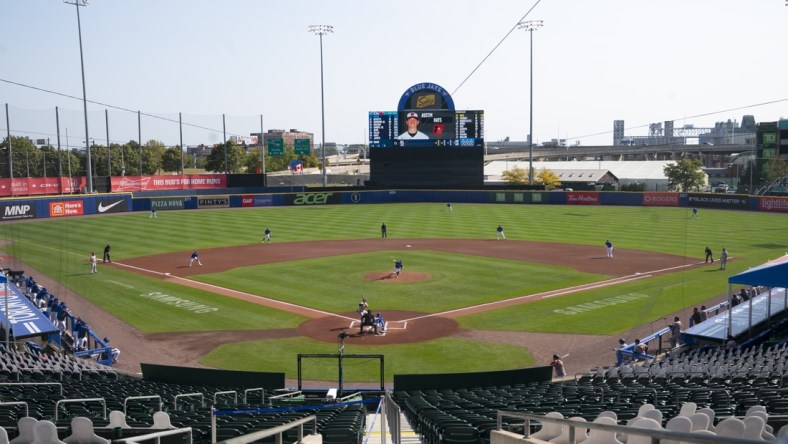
[{"xmin": 369, "ymin": 110, "xmax": 484, "ymax": 148}]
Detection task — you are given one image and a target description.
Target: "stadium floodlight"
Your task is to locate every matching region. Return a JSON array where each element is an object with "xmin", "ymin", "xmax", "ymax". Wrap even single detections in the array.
[
  {"xmin": 64, "ymin": 0, "xmax": 93, "ymax": 193},
  {"xmin": 308, "ymin": 25, "xmax": 334, "ymax": 188},
  {"xmin": 517, "ymin": 19, "xmax": 543, "ymax": 186}
]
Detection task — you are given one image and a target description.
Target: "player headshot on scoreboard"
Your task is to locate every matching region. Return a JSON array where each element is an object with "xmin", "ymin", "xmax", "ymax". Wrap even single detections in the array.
[{"xmin": 397, "ymin": 112, "xmax": 429, "ymax": 140}]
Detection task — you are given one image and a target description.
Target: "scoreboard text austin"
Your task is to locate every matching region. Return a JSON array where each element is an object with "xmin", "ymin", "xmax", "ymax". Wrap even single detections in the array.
[{"xmin": 369, "ymin": 110, "xmax": 484, "ymax": 148}]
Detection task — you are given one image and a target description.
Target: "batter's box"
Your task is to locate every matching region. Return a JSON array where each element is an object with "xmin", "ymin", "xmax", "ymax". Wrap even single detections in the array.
[{"xmin": 347, "ymin": 320, "xmax": 407, "ymax": 335}]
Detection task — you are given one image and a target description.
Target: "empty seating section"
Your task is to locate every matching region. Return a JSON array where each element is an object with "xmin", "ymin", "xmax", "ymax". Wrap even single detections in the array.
[
  {"xmin": 0, "ymin": 347, "xmax": 364, "ymax": 444},
  {"xmin": 393, "ymin": 342, "xmax": 788, "ymax": 443}
]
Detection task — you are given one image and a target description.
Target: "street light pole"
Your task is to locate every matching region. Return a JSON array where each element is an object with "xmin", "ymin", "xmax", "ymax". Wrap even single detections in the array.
[
  {"xmin": 518, "ymin": 19, "xmax": 543, "ymax": 186},
  {"xmin": 308, "ymin": 24, "xmax": 333, "ymax": 188},
  {"xmin": 64, "ymin": 0, "xmax": 93, "ymax": 194}
]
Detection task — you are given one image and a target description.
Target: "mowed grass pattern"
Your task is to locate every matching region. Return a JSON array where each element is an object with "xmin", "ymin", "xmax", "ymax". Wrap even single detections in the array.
[
  {"xmin": 2, "ymin": 202, "xmax": 786, "ymax": 377},
  {"xmin": 194, "ymin": 250, "xmax": 603, "ymax": 313}
]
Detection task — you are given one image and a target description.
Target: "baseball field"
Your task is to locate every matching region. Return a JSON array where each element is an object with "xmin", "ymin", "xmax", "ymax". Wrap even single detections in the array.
[{"xmin": 1, "ymin": 203, "xmax": 785, "ymax": 383}]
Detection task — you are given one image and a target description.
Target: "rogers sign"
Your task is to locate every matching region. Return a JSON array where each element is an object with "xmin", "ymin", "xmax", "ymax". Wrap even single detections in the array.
[
  {"xmin": 566, "ymin": 192, "xmax": 600, "ymax": 205},
  {"xmin": 643, "ymin": 193, "xmax": 679, "ymax": 206}
]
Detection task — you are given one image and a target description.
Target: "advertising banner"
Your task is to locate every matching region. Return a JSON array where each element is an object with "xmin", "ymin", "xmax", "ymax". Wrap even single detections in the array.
[
  {"xmin": 643, "ymin": 193, "xmax": 679, "ymax": 207},
  {"xmin": 197, "ymin": 196, "xmax": 229, "ymax": 208},
  {"xmin": 758, "ymin": 196, "xmax": 788, "ymax": 212},
  {"xmin": 0, "ymin": 280, "xmax": 59, "ymax": 339},
  {"xmin": 286, "ymin": 192, "xmax": 340, "ymax": 206},
  {"xmin": 0, "ymin": 203, "xmax": 36, "ymax": 221},
  {"xmin": 49, "ymin": 200, "xmax": 84, "ymax": 217},
  {"xmin": 0, "ymin": 177, "xmax": 82, "ymax": 197},
  {"xmin": 151, "ymin": 198, "xmax": 185, "ymax": 210},
  {"xmin": 241, "ymin": 195, "xmax": 274, "ymax": 207},
  {"xmin": 686, "ymin": 193, "xmax": 748, "ymax": 209},
  {"xmin": 566, "ymin": 191, "xmax": 600, "ymax": 205},
  {"xmin": 112, "ymin": 174, "xmax": 226, "ymax": 192},
  {"xmin": 95, "ymin": 198, "xmax": 129, "ymax": 214},
  {"xmin": 241, "ymin": 195, "xmax": 255, "ymax": 208}
]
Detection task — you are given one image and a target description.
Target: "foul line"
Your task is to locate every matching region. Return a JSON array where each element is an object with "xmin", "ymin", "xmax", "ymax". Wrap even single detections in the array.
[
  {"xmin": 113, "ymin": 262, "xmax": 356, "ymax": 321},
  {"xmin": 402, "ymin": 261, "xmax": 703, "ymax": 322}
]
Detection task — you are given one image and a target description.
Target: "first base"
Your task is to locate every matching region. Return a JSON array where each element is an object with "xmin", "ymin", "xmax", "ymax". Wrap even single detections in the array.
[{"xmin": 406, "ymin": 245, "xmax": 411, "ymax": 248}]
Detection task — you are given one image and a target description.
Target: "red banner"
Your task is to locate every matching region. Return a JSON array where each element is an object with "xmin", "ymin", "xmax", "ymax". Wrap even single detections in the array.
[
  {"xmin": 566, "ymin": 191, "xmax": 600, "ymax": 205},
  {"xmin": 759, "ymin": 196, "xmax": 788, "ymax": 212},
  {"xmin": 643, "ymin": 192, "xmax": 679, "ymax": 206},
  {"xmin": 241, "ymin": 195, "xmax": 255, "ymax": 207},
  {"xmin": 111, "ymin": 174, "xmax": 226, "ymax": 192},
  {"xmin": 0, "ymin": 177, "xmax": 82, "ymax": 197},
  {"xmin": 49, "ymin": 200, "xmax": 85, "ymax": 217}
]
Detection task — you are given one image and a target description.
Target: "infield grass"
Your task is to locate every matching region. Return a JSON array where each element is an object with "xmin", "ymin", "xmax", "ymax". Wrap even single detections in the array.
[{"xmin": 1, "ymin": 203, "xmax": 785, "ymax": 377}]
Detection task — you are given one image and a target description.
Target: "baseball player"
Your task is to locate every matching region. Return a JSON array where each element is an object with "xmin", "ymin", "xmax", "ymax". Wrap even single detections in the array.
[
  {"xmin": 89, "ymin": 252, "xmax": 97, "ymax": 274},
  {"xmin": 263, "ymin": 228, "xmax": 272, "ymax": 243},
  {"xmin": 496, "ymin": 225, "xmax": 506, "ymax": 240},
  {"xmin": 188, "ymin": 251, "xmax": 203, "ymax": 267},
  {"xmin": 393, "ymin": 259, "xmax": 403, "ymax": 278},
  {"xmin": 605, "ymin": 240, "xmax": 614, "ymax": 258}
]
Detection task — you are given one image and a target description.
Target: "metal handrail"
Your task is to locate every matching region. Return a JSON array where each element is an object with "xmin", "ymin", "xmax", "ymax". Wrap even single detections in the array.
[
  {"xmin": 213, "ymin": 390, "xmax": 238, "ymax": 405},
  {"xmin": 55, "ymin": 397, "xmax": 106, "ymax": 421},
  {"xmin": 123, "ymin": 395, "xmax": 162, "ymax": 415},
  {"xmin": 215, "ymin": 413, "xmax": 317, "ymax": 444},
  {"xmin": 243, "ymin": 388, "xmax": 265, "ymax": 405},
  {"xmin": 174, "ymin": 392, "xmax": 205, "ymax": 410},
  {"xmin": 0, "ymin": 401, "xmax": 29, "ymax": 417},
  {"xmin": 269, "ymin": 390, "xmax": 302, "ymax": 400},
  {"xmin": 383, "ymin": 392, "xmax": 401, "ymax": 444},
  {"xmin": 114, "ymin": 427, "xmax": 192, "ymax": 444}
]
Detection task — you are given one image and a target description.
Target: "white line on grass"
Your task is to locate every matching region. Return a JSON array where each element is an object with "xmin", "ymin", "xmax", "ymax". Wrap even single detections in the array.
[
  {"xmin": 113, "ymin": 262, "xmax": 356, "ymax": 321},
  {"xmin": 402, "ymin": 261, "xmax": 702, "ymax": 323},
  {"xmin": 107, "ymin": 280, "xmax": 133, "ymax": 289}
]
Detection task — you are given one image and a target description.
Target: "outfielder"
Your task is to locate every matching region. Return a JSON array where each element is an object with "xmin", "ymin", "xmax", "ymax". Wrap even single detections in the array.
[{"xmin": 263, "ymin": 228, "xmax": 272, "ymax": 243}]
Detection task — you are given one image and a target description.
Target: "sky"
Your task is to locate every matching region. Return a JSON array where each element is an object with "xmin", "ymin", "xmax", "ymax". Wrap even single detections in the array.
[{"xmin": 1, "ymin": 0, "xmax": 786, "ymax": 149}]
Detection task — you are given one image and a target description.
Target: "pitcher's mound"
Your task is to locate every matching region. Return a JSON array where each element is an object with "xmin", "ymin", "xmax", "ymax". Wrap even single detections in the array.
[{"xmin": 364, "ymin": 271, "xmax": 430, "ymax": 282}]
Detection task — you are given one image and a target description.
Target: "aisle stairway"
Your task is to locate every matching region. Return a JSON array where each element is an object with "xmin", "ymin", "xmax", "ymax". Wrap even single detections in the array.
[{"xmin": 364, "ymin": 412, "xmax": 423, "ymax": 444}]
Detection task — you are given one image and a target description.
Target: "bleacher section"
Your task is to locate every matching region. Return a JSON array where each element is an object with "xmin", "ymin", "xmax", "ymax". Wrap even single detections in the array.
[{"xmin": 0, "ymin": 347, "xmax": 367, "ymax": 443}]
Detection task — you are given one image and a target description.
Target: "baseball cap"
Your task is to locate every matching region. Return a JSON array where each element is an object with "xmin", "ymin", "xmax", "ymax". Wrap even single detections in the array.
[{"xmin": 406, "ymin": 112, "xmax": 419, "ymax": 120}]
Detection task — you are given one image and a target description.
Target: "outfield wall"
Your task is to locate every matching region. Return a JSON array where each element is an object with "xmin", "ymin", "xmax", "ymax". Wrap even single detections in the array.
[{"xmin": 2, "ymin": 190, "xmax": 787, "ymax": 220}]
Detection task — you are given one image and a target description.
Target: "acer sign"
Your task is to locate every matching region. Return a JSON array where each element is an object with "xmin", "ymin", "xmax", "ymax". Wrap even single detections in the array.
[
  {"xmin": 111, "ymin": 174, "xmax": 226, "ymax": 192},
  {"xmin": 287, "ymin": 193, "xmax": 338, "ymax": 205},
  {"xmin": 49, "ymin": 201, "xmax": 84, "ymax": 217}
]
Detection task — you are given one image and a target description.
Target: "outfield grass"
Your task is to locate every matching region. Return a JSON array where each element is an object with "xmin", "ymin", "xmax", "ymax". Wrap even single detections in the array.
[
  {"xmin": 1, "ymin": 203, "xmax": 785, "ymax": 378},
  {"xmin": 200, "ymin": 337, "xmax": 536, "ymax": 382}
]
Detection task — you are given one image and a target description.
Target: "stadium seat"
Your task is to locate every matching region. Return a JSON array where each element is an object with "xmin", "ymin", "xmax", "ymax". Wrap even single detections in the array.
[
  {"xmin": 529, "ymin": 411, "xmax": 563, "ymax": 441},
  {"xmin": 715, "ymin": 417, "xmax": 745, "ymax": 438},
  {"xmin": 547, "ymin": 416, "xmax": 588, "ymax": 444},
  {"xmin": 626, "ymin": 417, "xmax": 662, "ymax": 444},
  {"xmin": 9, "ymin": 417, "xmax": 37, "ymax": 444},
  {"xmin": 583, "ymin": 417, "xmax": 622, "ymax": 444},
  {"xmin": 31, "ymin": 420, "xmax": 64, "ymax": 444},
  {"xmin": 0, "ymin": 426, "xmax": 8, "ymax": 444},
  {"xmin": 63, "ymin": 417, "xmax": 109, "ymax": 444}
]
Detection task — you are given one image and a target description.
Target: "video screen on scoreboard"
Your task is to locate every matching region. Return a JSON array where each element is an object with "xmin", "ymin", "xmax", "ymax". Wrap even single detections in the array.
[{"xmin": 369, "ymin": 110, "xmax": 484, "ymax": 148}]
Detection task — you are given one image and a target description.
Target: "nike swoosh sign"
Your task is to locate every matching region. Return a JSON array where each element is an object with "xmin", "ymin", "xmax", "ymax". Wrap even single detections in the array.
[{"xmin": 98, "ymin": 201, "xmax": 123, "ymax": 213}]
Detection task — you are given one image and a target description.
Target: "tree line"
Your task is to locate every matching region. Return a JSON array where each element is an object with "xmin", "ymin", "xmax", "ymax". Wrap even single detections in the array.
[{"xmin": 0, "ymin": 136, "xmax": 321, "ymax": 177}]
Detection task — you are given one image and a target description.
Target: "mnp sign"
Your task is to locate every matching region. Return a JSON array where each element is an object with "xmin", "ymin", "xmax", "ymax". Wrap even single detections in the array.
[{"xmin": 1, "ymin": 203, "xmax": 36, "ymax": 220}]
